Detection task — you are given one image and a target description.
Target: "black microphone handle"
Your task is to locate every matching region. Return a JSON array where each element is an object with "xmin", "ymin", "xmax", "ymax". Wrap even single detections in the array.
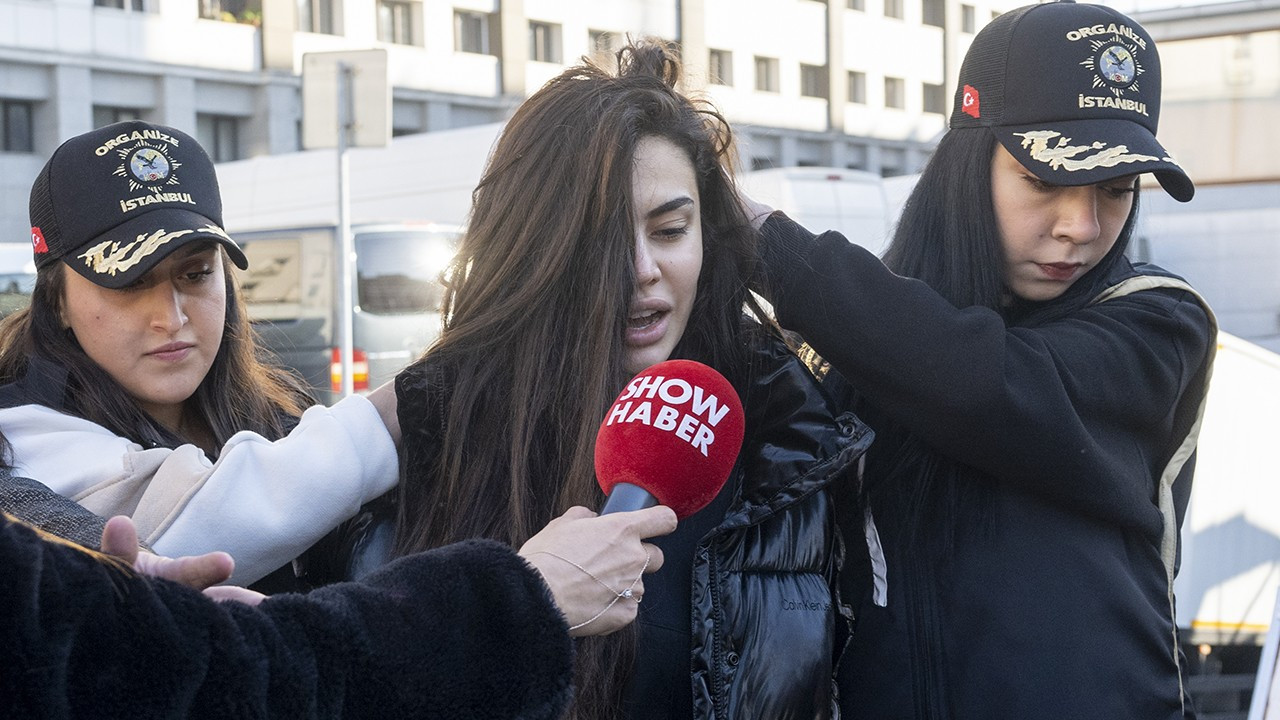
[{"xmin": 600, "ymin": 482, "xmax": 659, "ymax": 515}]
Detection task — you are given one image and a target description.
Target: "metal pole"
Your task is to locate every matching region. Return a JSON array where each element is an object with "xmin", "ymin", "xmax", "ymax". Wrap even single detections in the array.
[{"xmin": 336, "ymin": 61, "xmax": 355, "ymax": 397}]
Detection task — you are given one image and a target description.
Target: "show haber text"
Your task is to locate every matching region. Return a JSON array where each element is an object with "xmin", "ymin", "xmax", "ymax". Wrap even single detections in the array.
[{"xmin": 605, "ymin": 375, "xmax": 731, "ymax": 457}]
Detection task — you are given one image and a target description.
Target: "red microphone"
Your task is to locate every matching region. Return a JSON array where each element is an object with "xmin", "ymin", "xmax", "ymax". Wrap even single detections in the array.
[{"xmin": 595, "ymin": 360, "xmax": 745, "ymax": 520}]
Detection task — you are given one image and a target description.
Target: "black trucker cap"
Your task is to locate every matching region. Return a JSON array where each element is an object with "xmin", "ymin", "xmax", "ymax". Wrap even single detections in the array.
[
  {"xmin": 950, "ymin": 0, "xmax": 1194, "ymax": 202},
  {"xmin": 28, "ymin": 120, "xmax": 248, "ymax": 289}
]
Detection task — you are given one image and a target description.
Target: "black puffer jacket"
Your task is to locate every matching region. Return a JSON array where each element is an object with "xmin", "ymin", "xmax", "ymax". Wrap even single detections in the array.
[
  {"xmin": 673, "ymin": 337, "xmax": 872, "ymax": 719},
  {"xmin": 376, "ymin": 335, "xmax": 872, "ymax": 720}
]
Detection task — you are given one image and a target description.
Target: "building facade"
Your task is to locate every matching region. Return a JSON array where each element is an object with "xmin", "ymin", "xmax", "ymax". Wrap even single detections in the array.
[
  {"xmin": 0, "ymin": 0, "xmax": 1016, "ymax": 243},
  {"xmin": 1127, "ymin": 0, "xmax": 1280, "ymax": 357},
  {"xmin": 1135, "ymin": 0, "xmax": 1280, "ymax": 186}
]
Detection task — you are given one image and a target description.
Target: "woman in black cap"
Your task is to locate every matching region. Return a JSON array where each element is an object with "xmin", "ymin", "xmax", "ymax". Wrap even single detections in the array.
[
  {"xmin": 748, "ymin": 2, "xmax": 1214, "ymax": 718},
  {"xmin": 0, "ymin": 120, "xmax": 403, "ymax": 588}
]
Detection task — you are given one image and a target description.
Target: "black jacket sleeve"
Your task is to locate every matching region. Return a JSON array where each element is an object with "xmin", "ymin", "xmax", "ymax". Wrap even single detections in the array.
[
  {"xmin": 757, "ymin": 213, "xmax": 1213, "ymax": 531},
  {"xmin": 0, "ymin": 473, "xmax": 112, "ymax": 550},
  {"xmin": 0, "ymin": 514, "xmax": 574, "ymax": 720}
]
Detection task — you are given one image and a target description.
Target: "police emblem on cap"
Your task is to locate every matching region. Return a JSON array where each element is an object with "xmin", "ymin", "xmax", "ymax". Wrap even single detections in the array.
[
  {"xmin": 112, "ymin": 141, "xmax": 183, "ymax": 193},
  {"xmin": 1081, "ymin": 38, "xmax": 1144, "ymax": 97},
  {"xmin": 128, "ymin": 148, "xmax": 172, "ymax": 184}
]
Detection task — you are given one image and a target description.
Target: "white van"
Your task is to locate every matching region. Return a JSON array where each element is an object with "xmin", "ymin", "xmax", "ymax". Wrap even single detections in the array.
[
  {"xmin": 0, "ymin": 243, "xmax": 37, "ymax": 318},
  {"xmin": 738, "ymin": 167, "xmax": 892, "ymax": 256},
  {"xmin": 233, "ymin": 223, "xmax": 459, "ymax": 405}
]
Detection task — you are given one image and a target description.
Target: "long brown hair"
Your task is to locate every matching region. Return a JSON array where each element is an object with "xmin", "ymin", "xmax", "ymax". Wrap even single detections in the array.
[
  {"xmin": 0, "ymin": 245, "xmax": 312, "ymax": 455},
  {"xmin": 394, "ymin": 40, "xmax": 770, "ymax": 718}
]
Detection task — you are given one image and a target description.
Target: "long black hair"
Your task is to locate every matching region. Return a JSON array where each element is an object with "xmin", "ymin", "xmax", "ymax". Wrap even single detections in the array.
[{"xmin": 867, "ymin": 128, "xmax": 1142, "ymax": 550}]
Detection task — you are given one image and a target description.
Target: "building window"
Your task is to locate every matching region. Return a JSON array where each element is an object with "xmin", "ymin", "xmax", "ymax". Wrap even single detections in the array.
[
  {"xmin": 962, "ymin": 3, "xmax": 976, "ymax": 33},
  {"xmin": 391, "ymin": 98, "xmax": 426, "ymax": 137},
  {"xmin": 922, "ymin": 0, "xmax": 944, "ymax": 27},
  {"xmin": 455, "ymin": 10, "xmax": 491, "ymax": 54},
  {"xmin": 923, "ymin": 82, "xmax": 946, "ymax": 114},
  {"xmin": 92, "ymin": 106, "xmax": 143, "ymax": 129},
  {"xmin": 709, "ymin": 49, "xmax": 733, "ymax": 86},
  {"xmin": 847, "ymin": 0, "xmax": 864, "ymax": 9},
  {"xmin": 96, "ymin": 0, "xmax": 146, "ymax": 10},
  {"xmin": 297, "ymin": 0, "xmax": 335, "ymax": 34},
  {"xmin": 846, "ymin": 143, "xmax": 868, "ymax": 170},
  {"xmin": 1, "ymin": 101, "xmax": 34, "ymax": 153},
  {"xmin": 884, "ymin": 76, "xmax": 905, "ymax": 109},
  {"xmin": 881, "ymin": 146, "xmax": 907, "ymax": 177},
  {"xmin": 377, "ymin": 0, "xmax": 415, "ymax": 45},
  {"xmin": 590, "ymin": 29, "xmax": 619, "ymax": 60},
  {"xmin": 529, "ymin": 21, "xmax": 561, "ymax": 63},
  {"xmin": 200, "ymin": 0, "xmax": 261, "ymax": 23},
  {"xmin": 800, "ymin": 64, "xmax": 829, "ymax": 99},
  {"xmin": 847, "ymin": 71, "xmax": 867, "ymax": 104},
  {"xmin": 197, "ymin": 114, "xmax": 242, "ymax": 162},
  {"xmin": 754, "ymin": 56, "xmax": 779, "ymax": 93},
  {"xmin": 589, "ymin": 29, "xmax": 611, "ymax": 53},
  {"xmin": 884, "ymin": 0, "xmax": 903, "ymax": 19}
]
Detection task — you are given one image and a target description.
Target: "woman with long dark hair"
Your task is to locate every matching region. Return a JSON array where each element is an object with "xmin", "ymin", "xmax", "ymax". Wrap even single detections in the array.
[
  {"xmin": 749, "ymin": 2, "xmax": 1215, "ymax": 718},
  {"xmin": 388, "ymin": 41, "xmax": 870, "ymax": 719}
]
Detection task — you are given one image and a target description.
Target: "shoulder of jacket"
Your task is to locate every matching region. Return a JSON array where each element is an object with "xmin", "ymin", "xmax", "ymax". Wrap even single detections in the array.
[
  {"xmin": 0, "ymin": 357, "xmax": 71, "ymax": 411},
  {"xmin": 1091, "ymin": 269, "xmax": 1217, "ymax": 334}
]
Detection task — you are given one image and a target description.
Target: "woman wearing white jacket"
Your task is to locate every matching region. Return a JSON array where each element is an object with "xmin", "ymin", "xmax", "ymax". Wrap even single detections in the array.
[{"xmin": 0, "ymin": 120, "xmax": 402, "ymax": 586}]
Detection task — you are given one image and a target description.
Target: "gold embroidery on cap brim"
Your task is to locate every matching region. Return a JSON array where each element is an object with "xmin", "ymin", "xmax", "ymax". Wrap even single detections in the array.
[
  {"xmin": 1014, "ymin": 129, "xmax": 1176, "ymax": 172},
  {"xmin": 77, "ymin": 224, "xmax": 232, "ymax": 277}
]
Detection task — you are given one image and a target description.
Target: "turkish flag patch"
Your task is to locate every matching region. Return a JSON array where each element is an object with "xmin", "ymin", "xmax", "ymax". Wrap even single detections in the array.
[
  {"xmin": 31, "ymin": 227, "xmax": 48, "ymax": 254},
  {"xmin": 962, "ymin": 85, "xmax": 980, "ymax": 119}
]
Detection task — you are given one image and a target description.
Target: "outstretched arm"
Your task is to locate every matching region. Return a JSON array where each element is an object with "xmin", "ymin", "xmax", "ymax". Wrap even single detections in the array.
[
  {"xmin": 752, "ymin": 213, "xmax": 1212, "ymax": 527},
  {"xmin": 2, "ymin": 513, "xmax": 576, "ymax": 720},
  {"xmin": 99, "ymin": 514, "xmax": 266, "ymax": 605}
]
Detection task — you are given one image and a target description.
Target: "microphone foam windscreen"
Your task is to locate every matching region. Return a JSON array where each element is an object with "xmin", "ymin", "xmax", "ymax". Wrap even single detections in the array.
[{"xmin": 595, "ymin": 360, "xmax": 745, "ymax": 519}]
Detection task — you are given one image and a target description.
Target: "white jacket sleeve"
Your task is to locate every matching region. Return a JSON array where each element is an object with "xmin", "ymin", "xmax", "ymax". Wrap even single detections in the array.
[{"xmin": 1, "ymin": 396, "xmax": 398, "ymax": 585}]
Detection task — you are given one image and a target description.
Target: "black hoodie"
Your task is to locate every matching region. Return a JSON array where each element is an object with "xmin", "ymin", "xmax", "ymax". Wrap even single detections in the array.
[{"xmin": 758, "ymin": 212, "xmax": 1215, "ymax": 720}]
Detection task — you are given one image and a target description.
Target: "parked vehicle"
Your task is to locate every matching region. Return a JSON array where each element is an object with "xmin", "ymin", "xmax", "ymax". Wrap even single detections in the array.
[
  {"xmin": 738, "ymin": 166, "xmax": 892, "ymax": 256},
  {"xmin": 233, "ymin": 223, "xmax": 458, "ymax": 405},
  {"xmin": 1134, "ymin": 181, "xmax": 1280, "ymax": 356},
  {"xmin": 0, "ymin": 243, "xmax": 36, "ymax": 318},
  {"xmin": 1177, "ymin": 332, "xmax": 1280, "ymax": 647},
  {"xmin": 215, "ymin": 122, "xmax": 504, "ymax": 231}
]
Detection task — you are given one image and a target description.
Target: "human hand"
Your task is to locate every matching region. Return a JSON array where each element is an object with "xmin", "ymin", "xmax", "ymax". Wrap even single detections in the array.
[
  {"xmin": 100, "ymin": 516, "xmax": 266, "ymax": 605},
  {"xmin": 519, "ymin": 505, "xmax": 676, "ymax": 637}
]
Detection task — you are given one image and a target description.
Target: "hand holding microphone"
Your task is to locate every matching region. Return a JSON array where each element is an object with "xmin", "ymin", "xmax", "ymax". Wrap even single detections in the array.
[
  {"xmin": 519, "ymin": 505, "xmax": 676, "ymax": 636},
  {"xmin": 520, "ymin": 360, "xmax": 745, "ymax": 636}
]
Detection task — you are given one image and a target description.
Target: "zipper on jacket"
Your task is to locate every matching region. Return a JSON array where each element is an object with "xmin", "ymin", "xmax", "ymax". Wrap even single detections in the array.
[{"xmin": 707, "ymin": 544, "xmax": 729, "ymax": 719}]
